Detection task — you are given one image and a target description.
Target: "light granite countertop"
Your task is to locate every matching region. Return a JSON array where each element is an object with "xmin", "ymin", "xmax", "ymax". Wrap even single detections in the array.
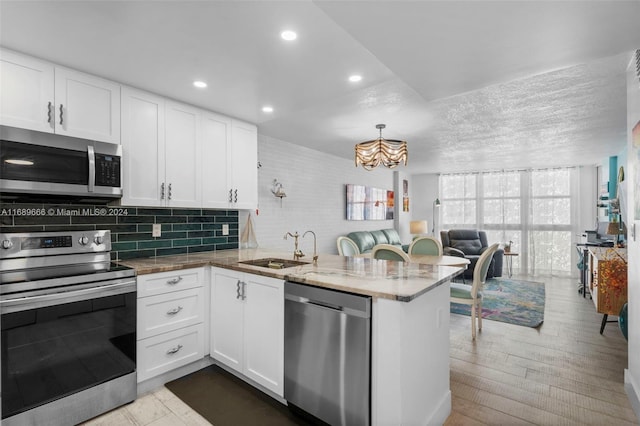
[{"xmin": 117, "ymin": 248, "xmax": 464, "ymax": 302}]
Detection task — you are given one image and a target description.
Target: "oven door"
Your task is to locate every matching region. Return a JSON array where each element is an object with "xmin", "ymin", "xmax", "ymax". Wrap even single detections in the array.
[{"xmin": 1, "ymin": 278, "xmax": 136, "ymax": 421}]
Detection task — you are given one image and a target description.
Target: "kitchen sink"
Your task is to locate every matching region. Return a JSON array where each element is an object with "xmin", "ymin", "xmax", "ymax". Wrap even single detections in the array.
[{"xmin": 238, "ymin": 258, "xmax": 309, "ymax": 269}]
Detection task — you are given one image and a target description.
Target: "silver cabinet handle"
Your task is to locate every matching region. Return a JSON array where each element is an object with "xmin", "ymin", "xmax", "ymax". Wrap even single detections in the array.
[
  {"xmin": 236, "ymin": 280, "xmax": 242, "ymax": 299},
  {"xmin": 234, "ymin": 189, "xmax": 238, "ymax": 203},
  {"xmin": 161, "ymin": 182, "xmax": 165, "ymax": 199},
  {"xmin": 168, "ymin": 183, "xmax": 172, "ymax": 200},
  {"xmin": 166, "ymin": 306, "xmax": 183, "ymax": 316},
  {"xmin": 59, "ymin": 104, "xmax": 64, "ymax": 125},
  {"xmin": 166, "ymin": 344, "xmax": 183, "ymax": 355},
  {"xmin": 228, "ymin": 189, "xmax": 233, "ymax": 203},
  {"xmin": 167, "ymin": 276, "xmax": 183, "ymax": 285},
  {"xmin": 47, "ymin": 102, "xmax": 52, "ymax": 123},
  {"xmin": 241, "ymin": 281, "xmax": 246, "ymax": 300}
]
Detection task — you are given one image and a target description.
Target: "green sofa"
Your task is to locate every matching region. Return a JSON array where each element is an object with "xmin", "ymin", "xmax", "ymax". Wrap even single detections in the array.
[{"xmin": 345, "ymin": 229, "xmax": 403, "ymax": 254}]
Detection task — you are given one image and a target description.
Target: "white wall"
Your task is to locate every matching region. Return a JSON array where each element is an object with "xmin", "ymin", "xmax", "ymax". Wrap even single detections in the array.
[
  {"xmin": 625, "ymin": 52, "xmax": 640, "ymax": 417},
  {"xmin": 409, "ymin": 174, "xmax": 440, "ymax": 236},
  {"xmin": 240, "ymin": 134, "xmax": 397, "ymax": 255},
  {"xmin": 578, "ymin": 166, "xmax": 598, "ymax": 233},
  {"xmin": 393, "ymin": 171, "xmax": 412, "ymax": 243}
]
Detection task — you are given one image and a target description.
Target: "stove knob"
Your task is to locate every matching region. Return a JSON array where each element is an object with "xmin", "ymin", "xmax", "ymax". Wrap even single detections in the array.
[
  {"xmin": 79, "ymin": 236, "xmax": 90, "ymax": 246},
  {"xmin": 94, "ymin": 235, "xmax": 104, "ymax": 245},
  {"xmin": 2, "ymin": 239, "xmax": 13, "ymax": 249}
]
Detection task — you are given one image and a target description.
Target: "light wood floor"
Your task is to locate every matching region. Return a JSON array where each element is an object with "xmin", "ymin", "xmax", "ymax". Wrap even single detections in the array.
[
  {"xmin": 445, "ymin": 273, "xmax": 638, "ymax": 426},
  {"xmin": 86, "ymin": 273, "xmax": 638, "ymax": 426}
]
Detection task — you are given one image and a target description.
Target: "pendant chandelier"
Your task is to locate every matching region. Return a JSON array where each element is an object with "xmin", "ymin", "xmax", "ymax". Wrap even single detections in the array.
[{"xmin": 355, "ymin": 124, "xmax": 408, "ymax": 171}]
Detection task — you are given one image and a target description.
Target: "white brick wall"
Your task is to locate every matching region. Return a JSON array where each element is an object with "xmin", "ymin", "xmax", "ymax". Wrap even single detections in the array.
[{"xmin": 239, "ymin": 134, "xmax": 396, "ymax": 255}]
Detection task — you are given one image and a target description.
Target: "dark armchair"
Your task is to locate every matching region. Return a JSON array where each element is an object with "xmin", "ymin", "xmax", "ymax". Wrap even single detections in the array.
[{"xmin": 440, "ymin": 229, "xmax": 504, "ymax": 279}]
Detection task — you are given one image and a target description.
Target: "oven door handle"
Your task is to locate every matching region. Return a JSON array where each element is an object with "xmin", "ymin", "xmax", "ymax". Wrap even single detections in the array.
[{"xmin": 0, "ymin": 279, "xmax": 136, "ymax": 314}]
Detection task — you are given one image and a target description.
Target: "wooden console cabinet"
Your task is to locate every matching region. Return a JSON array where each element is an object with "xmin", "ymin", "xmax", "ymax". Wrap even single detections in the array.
[{"xmin": 588, "ymin": 247, "xmax": 627, "ymax": 334}]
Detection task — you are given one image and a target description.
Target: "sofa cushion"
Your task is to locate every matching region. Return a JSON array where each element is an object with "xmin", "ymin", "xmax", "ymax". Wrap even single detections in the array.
[
  {"xmin": 451, "ymin": 239, "xmax": 483, "ymax": 255},
  {"xmin": 370, "ymin": 230, "xmax": 388, "ymax": 245},
  {"xmin": 347, "ymin": 231, "xmax": 377, "ymax": 253},
  {"xmin": 382, "ymin": 229, "xmax": 402, "ymax": 245},
  {"xmin": 448, "ymin": 229, "xmax": 483, "ymax": 255},
  {"xmin": 345, "ymin": 229, "xmax": 404, "ymax": 254}
]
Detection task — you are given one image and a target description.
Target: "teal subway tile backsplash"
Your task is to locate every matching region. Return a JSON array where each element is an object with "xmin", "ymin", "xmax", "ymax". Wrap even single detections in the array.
[{"xmin": 0, "ymin": 202, "xmax": 239, "ymax": 260}]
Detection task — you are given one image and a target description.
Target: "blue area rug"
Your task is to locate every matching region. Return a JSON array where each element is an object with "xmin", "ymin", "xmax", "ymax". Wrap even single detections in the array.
[{"xmin": 451, "ymin": 278, "xmax": 545, "ymax": 328}]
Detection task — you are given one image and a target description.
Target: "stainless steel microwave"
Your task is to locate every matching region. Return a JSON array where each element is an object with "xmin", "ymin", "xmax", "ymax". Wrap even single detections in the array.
[{"xmin": 0, "ymin": 126, "xmax": 122, "ymax": 201}]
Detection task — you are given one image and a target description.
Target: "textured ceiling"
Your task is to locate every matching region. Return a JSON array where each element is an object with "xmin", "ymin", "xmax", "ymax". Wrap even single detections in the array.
[
  {"xmin": 0, "ymin": 1, "xmax": 638, "ymax": 174},
  {"xmin": 411, "ymin": 53, "xmax": 630, "ymax": 172}
]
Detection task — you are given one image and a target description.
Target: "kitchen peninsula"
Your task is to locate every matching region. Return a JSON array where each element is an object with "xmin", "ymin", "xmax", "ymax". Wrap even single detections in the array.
[{"xmin": 120, "ymin": 248, "xmax": 463, "ymax": 425}]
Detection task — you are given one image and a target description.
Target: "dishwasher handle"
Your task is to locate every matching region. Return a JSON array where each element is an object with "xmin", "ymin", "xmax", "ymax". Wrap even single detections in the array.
[
  {"xmin": 291, "ymin": 295, "xmax": 343, "ymax": 311},
  {"xmin": 285, "ymin": 293, "xmax": 369, "ymax": 318}
]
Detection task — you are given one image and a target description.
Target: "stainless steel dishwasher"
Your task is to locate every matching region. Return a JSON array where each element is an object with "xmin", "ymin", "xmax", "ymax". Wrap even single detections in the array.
[{"xmin": 284, "ymin": 281, "xmax": 371, "ymax": 426}]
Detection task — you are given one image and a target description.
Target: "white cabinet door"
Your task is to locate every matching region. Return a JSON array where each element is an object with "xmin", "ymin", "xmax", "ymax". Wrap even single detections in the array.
[
  {"xmin": 0, "ymin": 49, "xmax": 120, "ymax": 143},
  {"xmin": 210, "ymin": 268, "xmax": 244, "ymax": 371},
  {"xmin": 0, "ymin": 48, "xmax": 54, "ymax": 133},
  {"xmin": 165, "ymin": 101, "xmax": 202, "ymax": 207},
  {"xmin": 121, "ymin": 86, "xmax": 165, "ymax": 206},
  {"xmin": 54, "ymin": 67, "xmax": 121, "ymax": 144},
  {"xmin": 230, "ymin": 120, "xmax": 258, "ymax": 209},
  {"xmin": 244, "ymin": 274, "xmax": 284, "ymax": 396},
  {"xmin": 202, "ymin": 112, "xmax": 231, "ymax": 208},
  {"xmin": 210, "ymin": 268, "xmax": 284, "ymax": 396}
]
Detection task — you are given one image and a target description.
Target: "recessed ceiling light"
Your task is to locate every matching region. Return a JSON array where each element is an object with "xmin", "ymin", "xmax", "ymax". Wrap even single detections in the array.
[
  {"xmin": 262, "ymin": 106, "xmax": 274, "ymax": 113},
  {"xmin": 193, "ymin": 81, "xmax": 207, "ymax": 88},
  {"xmin": 281, "ymin": 30, "xmax": 297, "ymax": 41},
  {"xmin": 349, "ymin": 75, "xmax": 362, "ymax": 82}
]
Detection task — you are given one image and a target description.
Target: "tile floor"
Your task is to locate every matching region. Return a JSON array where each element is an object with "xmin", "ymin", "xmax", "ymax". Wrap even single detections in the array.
[{"xmin": 82, "ymin": 387, "xmax": 211, "ymax": 426}]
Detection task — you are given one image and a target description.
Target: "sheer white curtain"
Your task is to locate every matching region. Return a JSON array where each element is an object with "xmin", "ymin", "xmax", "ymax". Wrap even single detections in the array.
[{"xmin": 440, "ymin": 168, "xmax": 580, "ymax": 277}]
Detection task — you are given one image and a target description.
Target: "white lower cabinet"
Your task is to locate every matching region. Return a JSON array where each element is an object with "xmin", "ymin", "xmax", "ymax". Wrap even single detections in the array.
[
  {"xmin": 137, "ymin": 323, "xmax": 205, "ymax": 382},
  {"xmin": 137, "ymin": 268, "xmax": 207, "ymax": 382},
  {"xmin": 210, "ymin": 267, "xmax": 284, "ymax": 396}
]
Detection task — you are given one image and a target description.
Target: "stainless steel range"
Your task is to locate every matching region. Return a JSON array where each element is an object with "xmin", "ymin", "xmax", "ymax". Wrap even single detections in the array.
[{"xmin": 0, "ymin": 229, "xmax": 136, "ymax": 425}]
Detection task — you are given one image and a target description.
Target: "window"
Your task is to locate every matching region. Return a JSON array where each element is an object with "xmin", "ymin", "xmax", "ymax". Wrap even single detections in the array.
[
  {"xmin": 440, "ymin": 168, "xmax": 578, "ymax": 276},
  {"xmin": 441, "ymin": 174, "xmax": 477, "ymax": 228}
]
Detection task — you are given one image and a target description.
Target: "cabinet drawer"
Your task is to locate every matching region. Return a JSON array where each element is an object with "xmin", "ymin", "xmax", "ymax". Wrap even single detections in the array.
[
  {"xmin": 137, "ymin": 323, "xmax": 204, "ymax": 382},
  {"xmin": 138, "ymin": 287, "xmax": 204, "ymax": 339},
  {"xmin": 137, "ymin": 268, "xmax": 203, "ymax": 297}
]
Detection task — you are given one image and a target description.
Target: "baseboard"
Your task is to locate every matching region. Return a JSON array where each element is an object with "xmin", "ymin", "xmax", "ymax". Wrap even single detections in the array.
[
  {"xmin": 137, "ymin": 356, "xmax": 214, "ymax": 396},
  {"xmin": 425, "ymin": 390, "xmax": 451, "ymax": 426},
  {"xmin": 213, "ymin": 360, "xmax": 287, "ymax": 405},
  {"xmin": 625, "ymin": 369, "xmax": 640, "ymax": 420}
]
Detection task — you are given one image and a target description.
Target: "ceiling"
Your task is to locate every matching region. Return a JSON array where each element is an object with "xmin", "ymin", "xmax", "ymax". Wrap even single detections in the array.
[{"xmin": 1, "ymin": 1, "xmax": 639, "ymax": 174}]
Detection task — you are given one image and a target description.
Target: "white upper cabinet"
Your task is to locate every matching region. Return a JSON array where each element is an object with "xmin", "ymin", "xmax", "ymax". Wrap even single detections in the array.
[
  {"xmin": 230, "ymin": 120, "xmax": 258, "ymax": 209},
  {"xmin": 165, "ymin": 101, "xmax": 202, "ymax": 207},
  {"xmin": 121, "ymin": 90, "xmax": 202, "ymax": 208},
  {"xmin": 1, "ymin": 48, "xmax": 259, "ymax": 207},
  {"xmin": 0, "ymin": 49, "xmax": 54, "ymax": 133},
  {"xmin": 202, "ymin": 117, "xmax": 258, "ymax": 210},
  {"xmin": 0, "ymin": 48, "xmax": 120, "ymax": 144},
  {"xmin": 54, "ymin": 67, "xmax": 121, "ymax": 144},
  {"xmin": 201, "ymin": 112, "xmax": 232, "ymax": 209},
  {"xmin": 120, "ymin": 86, "xmax": 165, "ymax": 206}
]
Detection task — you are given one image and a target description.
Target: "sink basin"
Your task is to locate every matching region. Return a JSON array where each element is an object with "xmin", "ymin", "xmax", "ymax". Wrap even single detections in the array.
[{"xmin": 238, "ymin": 258, "xmax": 309, "ymax": 269}]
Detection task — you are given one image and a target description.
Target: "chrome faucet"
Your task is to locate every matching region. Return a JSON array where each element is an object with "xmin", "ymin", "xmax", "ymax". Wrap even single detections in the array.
[
  {"xmin": 284, "ymin": 231, "xmax": 305, "ymax": 260},
  {"xmin": 303, "ymin": 230, "xmax": 318, "ymax": 265}
]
